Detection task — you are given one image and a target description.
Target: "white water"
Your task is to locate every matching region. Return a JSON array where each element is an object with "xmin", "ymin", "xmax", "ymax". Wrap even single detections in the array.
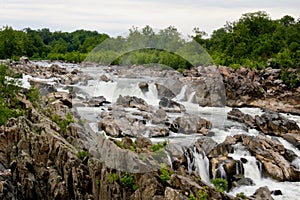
[{"xmin": 193, "ymin": 148, "xmax": 210, "ymax": 184}]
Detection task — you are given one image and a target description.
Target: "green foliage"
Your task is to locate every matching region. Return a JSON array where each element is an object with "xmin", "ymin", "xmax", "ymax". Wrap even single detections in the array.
[
  {"xmin": 96, "ymin": 180, "xmax": 101, "ymax": 188},
  {"xmin": 120, "ymin": 173, "xmax": 137, "ymax": 190},
  {"xmin": 197, "ymin": 187, "xmax": 208, "ymax": 200},
  {"xmin": 150, "ymin": 140, "xmax": 169, "ymax": 152},
  {"xmin": 108, "ymin": 173, "xmax": 119, "ymax": 184},
  {"xmin": 25, "ymin": 86, "xmax": 40, "ymax": 107},
  {"xmin": 189, "ymin": 193, "xmax": 197, "ymax": 200},
  {"xmin": 159, "ymin": 164, "xmax": 171, "ymax": 183},
  {"xmin": 51, "ymin": 112, "xmax": 74, "ymax": 134},
  {"xmin": 77, "ymin": 150, "xmax": 88, "ymax": 160},
  {"xmin": 0, "ymin": 65, "xmax": 22, "ymax": 125},
  {"xmin": 211, "ymin": 178, "xmax": 228, "ymax": 193},
  {"xmin": 236, "ymin": 192, "xmax": 247, "ymax": 199},
  {"xmin": 114, "ymin": 140, "xmax": 124, "ymax": 148},
  {"xmin": 0, "ymin": 26, "xmax": 108, "ymax": 61},
  {"xmin": 203, "ymin": 11, "xmax": 300, "ymax": 69}
]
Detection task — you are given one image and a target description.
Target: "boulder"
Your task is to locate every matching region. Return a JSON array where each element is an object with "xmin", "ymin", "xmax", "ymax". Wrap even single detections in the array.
[
  {"xmin": 170, "ymin": 114, "xmax": 211, "ymax": 134},
  {"xmin": 251, "ymin": 186, "xmax": 274, "ymax": 200},
  {"xmin": 159, "ymin": 97, "xmax": 186, "ymax": 113},
  {"xmin": 227, "ymin": 108, "xmax": 257, "ymax": 129},
  {"xmin": 155, "ymin": 83, "xmax": 176, "ymax": 99},
  {"xmin": 138, "ymin": 82, "xmax": 149, "ymax": 94},
  {"xmin": 255, "ymin": 111, "xmax": 300, "ymax": 136},
  {"xmin": 116, "ymin": 95, "xmax": 149, "ymax": 111}
]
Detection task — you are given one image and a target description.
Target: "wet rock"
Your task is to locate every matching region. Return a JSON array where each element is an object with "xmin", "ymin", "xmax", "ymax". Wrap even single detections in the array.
[
  {"xmin": 227, "ymin": 108, "xmax": 257, "ymax": 129},
  {"xmin": 135, "ymin": 136, "xmax": 152, "ymax": 149},
  {"xmin": 148, "ymin": 126, "xmax": 170, "ymax": 137},
  {"xmin": 164, "ymin": 187, "xmax": 188, "ymax": 200},
  {"xmin": 234, "ymin": 134, "xmax": 300, "ymax": 181},
  {"xmin": 271, "ymin": 190, "xmax": 282, "ymax": 196},
  {"xmin": 251, "ymin": 186, "xmax": 274, "ymax": 200},
  {"xmin": 138, "ymin": 82, "xmax": 149, "ymax": 94},
  {"xmin": 255, "ymin": 111, "xmax": 300, "ymax": 136},
  {"xmin": 283, "ymin": 134, "xmax": 300, "ymax": 150},
  {"xmin": 116, "ymin": 95, "xmax": 149, "ymax": 111},
  {"xmin": 159, "ymin": 97, "xmax": 186, "ymax": 113},
  {"xmin": 100, "ymin": 74, "xmax": 110, "ymax": 82},
  {"xmin": 98, "ymin": 118, "xmax": 122, "ymax": 137},
  {"xmin": 151, "ymin": 109, "xmax": 168, "ymax": 125},
  {"xmin": 155, "ymin": 83, "xmax": 176, "ymax": 99},
  {"xmin": 170, "ymin": 114, "xmax": 211, "ymax": 134}
]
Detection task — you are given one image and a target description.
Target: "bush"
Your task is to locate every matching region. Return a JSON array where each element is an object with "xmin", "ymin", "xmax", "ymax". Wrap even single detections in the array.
[
  {"xmin": 150, "ymin": 140, "xmax": 169, "ymax": 152},
  {"xmin": 211, "ymin": 178, "xmax": 228, "ymax": 193},
  {"xmin": 77, "ymin": 150, "xmax": 88, "ymax": 160},
  {"xmin": 159, "ymin": 164, "xmax": 171, "ymax": 183},
  {"xmin": 108, "ymin": 173, "xmax": 118, "ymax": 184},
  {"xmin": 120, "ymin": 173, "xmax": 136, "ymax": 190},
  {"xmin": 51, "ymin": 112, "xmax": 74, "ymax": 133}
]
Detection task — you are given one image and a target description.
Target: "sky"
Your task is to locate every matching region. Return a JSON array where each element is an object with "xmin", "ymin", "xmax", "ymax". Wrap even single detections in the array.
[{"xmin": 0, "ymin": 0, "xmax": 299, "ymax": 37}]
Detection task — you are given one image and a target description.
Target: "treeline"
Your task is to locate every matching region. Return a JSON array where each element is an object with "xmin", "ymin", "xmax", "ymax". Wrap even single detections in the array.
[
  {"xmin": 195, "ymin": 11, "xmax": 300, "ymax": 69},
  {"xmin": 0, "ymin": 27, "xmax": 108, "ymax": 62},
  {"xmin": 0, "ymin": 11, "xmax": 300, "ymax": 70}
]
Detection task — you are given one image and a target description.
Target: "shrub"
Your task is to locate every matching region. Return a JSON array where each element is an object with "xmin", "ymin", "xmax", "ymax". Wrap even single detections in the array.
[
  {"xmin": 211, "ymin": 178, "xmax": 228, "ymax": 193},
  {"xmin": 150, "ymin": 140, "xmax": 169, "ymax": 152},
  {"xmin": 108, "ymin": 173, "xmax": 119, "ymax": 184},
  {"xmin": 77, "ymin": 150, "xmax": 88, "ymax": 160},
  {"xmin": 236, "ymin": 192, "xmax": 247, "ymax": 199},
  {"xmin": 120, "ymin": 173, "xmax": 137, "ymax": 190},
  {"xmin": 159, "ymin": 164, "xmax": 172, "ymax": 183},
  {"xmin": 51, "ymin": 112, "xmax": 74, "ymax": 134}
]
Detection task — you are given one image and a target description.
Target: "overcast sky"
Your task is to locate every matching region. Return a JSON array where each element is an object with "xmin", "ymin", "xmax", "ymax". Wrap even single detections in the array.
[{"xmin": 0, "ymin": 0, "xmax": 299, "ymax": 36}]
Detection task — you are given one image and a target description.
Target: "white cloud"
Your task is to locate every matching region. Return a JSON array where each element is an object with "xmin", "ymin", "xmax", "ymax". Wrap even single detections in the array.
[{"xmin": 0, "ymin": 0, "xmax": 299, "ymax": 36}]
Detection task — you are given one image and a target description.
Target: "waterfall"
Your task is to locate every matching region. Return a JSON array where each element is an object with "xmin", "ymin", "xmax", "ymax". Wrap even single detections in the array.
[
  {"xmin": 166, "ymin": 151, "xmax": 173, "ymax": 170},
  {"xmin": 185, "ymin": 150, "xmax": 194, "ymax": 174},
  {"xmin": 214, "ymin": 163, "xmax": 227, "ymax": 179},
  {"xmin": 175, "ymin": 85, "xmax": 187, "ymax": 101},
  {"xmin": 187, "ymin": 91, "xmax": 196, "ymax": 103},
  {"xmin": 193, "ymin": 148, "xmax": 210, "ymax": 184}
]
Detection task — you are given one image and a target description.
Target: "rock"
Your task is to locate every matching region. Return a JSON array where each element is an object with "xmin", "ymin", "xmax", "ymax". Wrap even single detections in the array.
[
  {"xmin": 170, "ymin": 114, "xmax": 212, "ymax": 134},
  {"xmin": 194, "ymin": 137, "xmax": 217, "ymax": 155},
  {"xmin": 164, "ymin": 187, "xmax": 188, "ymax": 200},
  {"xmin": 135, "ymin": 136, "xmax": 152, "ymax": 149},
  {"xmin": 116, "ymin": 95, "xmax": 149, "ymax": 111},
  {"xmin": 271, "ymin": 190, "xmax": 282, "ymax": 196},
  {"xmin": 234, "ymin": 134, "xmax": 300, "ymax": 181},
  {"xmin": 49, "ymin": 64, "xmax": 68, "ymax": 75},
  {"xmin": 20, "ymin": 56, "xmax": 30, "ymax": 64},
  {"xmin": 252, "ymin": 186, "xmax": 274, "ymax": 200},
  {"xmin": 227, "ymin": 108, "xmax": 257, "ymax": 128},
  {"xmin": 138, "ymin": 82, "xmax": 149, "ymax": 94},
  {"xmin": 232, "ymin": 174, "xmax": 254, "ymax": 187},
  {"xmin": 151, "ymin": 109, "xmax": 168, "ymax": 125},
  {"xmin": 98, "ymin": 118, "xmax": 122, "ymax": 137},
  {"xmin": 100, "ymin": 74, "xmax": 110, "ymax": 82},
  {"xmin": 255, "ymin": 111, "xmax": 300, "ymax": 136},
  {"xmin": 159, "ymin": 97, "xmax": 186, "ymax": 113},
  {"xmin": 283, "ymin": 134, "xmax": 300, "ymax": 150},
  {"xmin": 148, "ymin": 126, "xmax": 170, "ymax": 137},
  {"xmin": 84, "ymin": 96, "xmax": 110, "ymax": 107},
  {"xmin": 155, "ymin": 83, "xmax": 176, "ymax": 99}
]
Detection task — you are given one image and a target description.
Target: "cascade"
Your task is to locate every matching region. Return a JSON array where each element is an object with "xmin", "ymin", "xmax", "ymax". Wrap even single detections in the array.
[
  {"xmin": 185, "ymin": 150, "xmax": 194, "ymax": 174},
  {"xmin": 187, "ymin": 91, "xmax": 196, "ymax": 103},
  {"xmin": 193, "ymin": 147, "xmax": 210, "ymax": 184},
  {"xmin": 175, "ymin": 85, "xmax": 187, "ymax": 101},
  {"xmin": 214, "ymin": 163, "xmax": 227, "ymax": 179}
]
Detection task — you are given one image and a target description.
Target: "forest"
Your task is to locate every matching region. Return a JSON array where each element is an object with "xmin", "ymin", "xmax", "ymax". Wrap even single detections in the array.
[{"xmin": 0, "ymin": 11, "xmax": 299, "ymax": 70}]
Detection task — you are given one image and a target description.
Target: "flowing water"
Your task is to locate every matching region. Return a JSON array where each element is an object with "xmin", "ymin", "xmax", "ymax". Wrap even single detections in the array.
[{"xmin": 29, "ymin": 62, "xmax": 300, "ymax": 199}]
